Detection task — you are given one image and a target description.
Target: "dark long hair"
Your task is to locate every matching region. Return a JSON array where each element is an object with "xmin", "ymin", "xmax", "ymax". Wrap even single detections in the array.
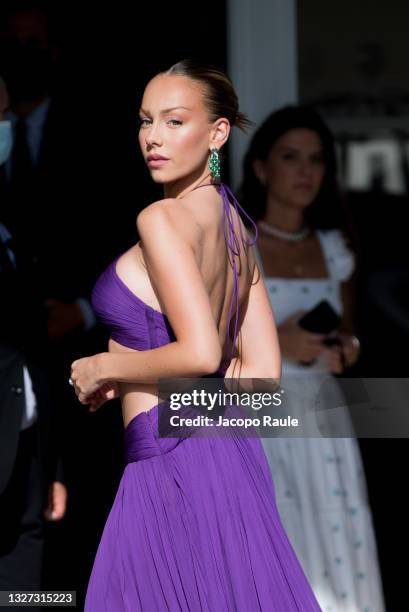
[{"xmin": 240, "ymin": 105, "xmax": 352, "ymax": 236}]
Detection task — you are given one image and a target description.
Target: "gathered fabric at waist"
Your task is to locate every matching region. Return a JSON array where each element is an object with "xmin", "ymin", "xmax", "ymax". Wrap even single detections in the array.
[
  {"xmin": 124, "ymin": 401, "xmax": 222, "ymax": 465},
  {"xmin": 124, "ymin": 397, "xmax": 259, "ymax": 465},
  {"xmin": 124, "ymin": 403, "xmax": 181, "ymax": 464},
  {"xmin": 124, "ymin": 368, "xmax": 230, "ymax": 464}
]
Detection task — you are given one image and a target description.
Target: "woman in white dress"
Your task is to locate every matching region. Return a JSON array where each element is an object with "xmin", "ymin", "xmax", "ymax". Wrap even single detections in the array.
[{"xmin": 240, "ymin": 106, "xmax": 385, "ymax": 612}]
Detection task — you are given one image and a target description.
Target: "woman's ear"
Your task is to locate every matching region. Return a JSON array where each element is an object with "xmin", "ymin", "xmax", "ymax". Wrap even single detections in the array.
[
  {"xmin": 210, "ymin": 118, "xmax": 230, "ymax": 149},
  {"xmin": 252, "ymin": 159, "xmax": 266, "ymax": 186}
]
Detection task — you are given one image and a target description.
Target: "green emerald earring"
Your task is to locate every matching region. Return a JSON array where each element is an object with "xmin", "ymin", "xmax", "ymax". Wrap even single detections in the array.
[{"xmin": 209, "ymin": 147, "xmax": 221, "ymax": 180}]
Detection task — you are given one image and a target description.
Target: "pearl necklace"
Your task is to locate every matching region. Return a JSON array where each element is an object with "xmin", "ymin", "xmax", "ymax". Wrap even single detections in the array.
[{"xmin": 258, "ymin": 220, "xmax": 310, "ymax": 242}]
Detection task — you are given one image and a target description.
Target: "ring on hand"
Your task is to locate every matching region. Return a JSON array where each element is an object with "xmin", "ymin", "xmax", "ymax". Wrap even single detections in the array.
[{"xmin": 68, "ymin": 378, "xmax": 74, "ymax": 386}]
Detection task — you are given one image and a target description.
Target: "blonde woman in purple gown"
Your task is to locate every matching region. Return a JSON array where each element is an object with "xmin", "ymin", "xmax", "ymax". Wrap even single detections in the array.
[{"xmin": 69, "ymin": 62, "xmax": 323, "ymax": 610}]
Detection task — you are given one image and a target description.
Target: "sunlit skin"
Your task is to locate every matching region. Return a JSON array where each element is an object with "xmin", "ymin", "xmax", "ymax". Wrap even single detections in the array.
[
  {"xmin": 70, "ymin": 72, "xmax": 282, "ymax": 420},
  {"xmin": 254, "ymin": 128, "xmax": 359, "ymax": 372},
  {"xmin": 106, "ymin": 73, "xmax": 230, "ymax": 420},
  {"xmin": 110, "ymin": 73, "xmax": 229, "ymax": 421},
  {"xmin": 138, "ymin": 73, "xmax": 228, "ymax": 198}
]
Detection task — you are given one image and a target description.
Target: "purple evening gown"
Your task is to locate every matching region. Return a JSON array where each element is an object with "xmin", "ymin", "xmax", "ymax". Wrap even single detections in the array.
[{"xmin": 85, "ymin": 184, "xmax": 322, "ymax": 611}]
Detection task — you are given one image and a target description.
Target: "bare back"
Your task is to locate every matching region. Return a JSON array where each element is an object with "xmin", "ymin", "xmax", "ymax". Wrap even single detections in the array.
[{"xmin": 110, "ymin": 186, "xmax": 256, "ymax": 425}]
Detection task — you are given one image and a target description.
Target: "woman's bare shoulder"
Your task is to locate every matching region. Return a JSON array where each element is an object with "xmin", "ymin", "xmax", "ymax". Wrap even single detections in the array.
[
  {"xmin": 136, "ymin": 198, "xmax": 203, "ymax": 234},
  {"xmin": 137, "ymin": 198, "xmax": 173, "ymax": 220},
  {"xmin": 137, "ymin": 198, "xmax": 187, "ymax": 223},
  {"xmin": 136, "ymin": 199, "xmax": 198, "ymax": 247}
]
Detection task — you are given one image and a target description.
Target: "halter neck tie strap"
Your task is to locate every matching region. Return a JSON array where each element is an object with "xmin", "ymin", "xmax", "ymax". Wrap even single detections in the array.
[{"xmin": 190, "ymin": 182, "xmax": 259, "ymax": 360}]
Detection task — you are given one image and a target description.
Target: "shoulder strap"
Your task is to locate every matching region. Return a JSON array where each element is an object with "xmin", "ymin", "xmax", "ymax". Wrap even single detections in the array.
[
  {"xmin": 219, "ymin": 183, "xmax": 258, "ymax": 359},
  {"xmin": 190, "ymin": 182, "xmax": 259, "ymax": 360},
  {"xmin": 317, "ymin": 229, "xmax": 355, "ymax": 281}
]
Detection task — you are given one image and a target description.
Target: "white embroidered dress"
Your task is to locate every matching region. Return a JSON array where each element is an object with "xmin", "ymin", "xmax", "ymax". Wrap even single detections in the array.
[{"xmin": 257, "ymin": 229, "xmax": 385, "ymax": 612}]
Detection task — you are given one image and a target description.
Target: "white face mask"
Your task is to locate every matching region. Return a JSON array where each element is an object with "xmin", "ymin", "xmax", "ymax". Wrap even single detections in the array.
[{"xmin": 0, "ymin": 120, "xmax": 12, "ymax": 165}]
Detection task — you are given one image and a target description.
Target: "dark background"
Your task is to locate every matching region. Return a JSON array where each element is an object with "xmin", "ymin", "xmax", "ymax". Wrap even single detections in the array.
[{"xmin": 2, "ymin": 1, "xmax": 408, "ymax": 610}]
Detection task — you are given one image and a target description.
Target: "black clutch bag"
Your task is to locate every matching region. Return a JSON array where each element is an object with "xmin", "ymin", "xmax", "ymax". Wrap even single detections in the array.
[
  {"xmin": 298, "ymin": 300, "xmax": 341, "ymax": 335},
  {"xmin": 298, "ymin": 300, "xmax": 342, "ymax": 366}
]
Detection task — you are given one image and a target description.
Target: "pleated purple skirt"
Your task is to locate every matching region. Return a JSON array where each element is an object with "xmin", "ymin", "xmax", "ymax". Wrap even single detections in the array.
[{"xmin": 84, "ymin": 403, "xmax": 322, "ymax": 611}]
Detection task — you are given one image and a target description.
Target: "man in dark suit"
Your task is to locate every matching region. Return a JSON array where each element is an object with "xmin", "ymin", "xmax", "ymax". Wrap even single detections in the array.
[
  {"xmin": 0, "ymin": 4, "xmax": 101, "ymax": 335},
  {"xmin": 0, "ymin": 75, "xmax": 67, "ymax": 592},
  {"xmin": 0, "ymin": 8, "xmax": 125, "ymax": 602},
  {"xmin": 0, "ymin": 5, "xmax": 124, "ymax": 423}
]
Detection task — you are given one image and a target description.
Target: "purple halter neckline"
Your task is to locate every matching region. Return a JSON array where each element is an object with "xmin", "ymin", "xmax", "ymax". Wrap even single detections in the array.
[{"xmin": 191, "ymin": 182, "xmax": 259, "ymax": 360}]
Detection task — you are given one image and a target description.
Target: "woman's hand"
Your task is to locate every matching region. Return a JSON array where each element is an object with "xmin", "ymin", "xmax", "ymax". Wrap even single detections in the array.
[
  {"xmin": 278, "ymin": 311, "xmax": 326, "ymax": 364},
  {"xmin": 321, "ymin": 345, "xmax": 344, "ymax": 374},
  {"xmin": 87, "ymin": 382, "xmax": 119, "ymax": 413},
  {"xmin": 70, "ymin": 353, "xmax": 108, "ymax": 403},
  {"xmin": 338, "ymin": 332, "xmax": 361, "ymax": 369},
  {"xmin": 317, "ymin": 333, "xmax": 360, "ymax": 374},
  {"xmin": 44, "ymin": 481, "xmax": 68, "ymax": 522}
]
